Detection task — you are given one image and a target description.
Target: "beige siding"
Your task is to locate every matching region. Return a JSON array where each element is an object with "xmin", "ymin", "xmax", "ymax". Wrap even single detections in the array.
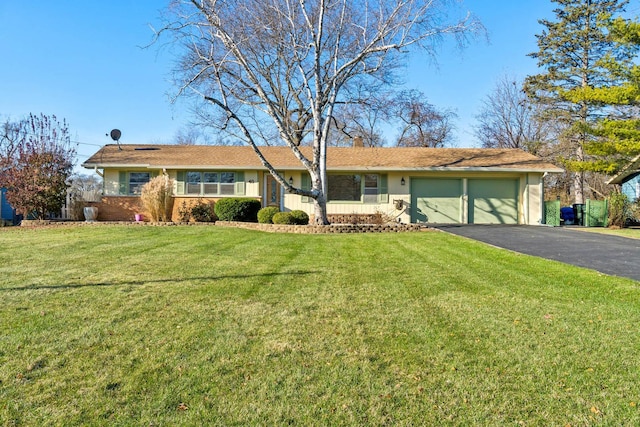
[
  {"xmin": 527, "ymin": 173, "xmax": 543, "ymax": 225},
  {"xmin": 100, "ymin": 168, "xmax": 547, "ymax": 225},
  {"xmin": 285, "ymin": 171, "xmax": 546, "ymax": 225},
  {"xmin": 104, "ymin": 169, "xmax": 262, "ymax": 199},
  {"xmin": 285, "ymin": 172, "xmax": 410, "ymax": 222},
  {"xmin": 103, "ymin": 169, "xmax": 120, "ymax": 196}
]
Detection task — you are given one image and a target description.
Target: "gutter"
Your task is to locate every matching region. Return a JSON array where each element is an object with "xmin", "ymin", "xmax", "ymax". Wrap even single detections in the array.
[{"xmin": 80, "ymin": 164, "xmax": 565, "ymax": 174}]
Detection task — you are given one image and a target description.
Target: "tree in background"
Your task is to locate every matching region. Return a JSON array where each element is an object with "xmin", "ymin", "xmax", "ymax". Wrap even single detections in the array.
[
  {"xmin": 159, "ymin": 0, "xmax": 481, "ymax": 224},
  {"xmin": 475, "ymin": 75, "xmax": 554, "ymax": 154},
  {"xmin": 67, "ymin": 173, "xmax": 103, "ymax": 220},
  {"xmin": 391, "ymin": 90, "xmax": 456, "ymax": 148},
  {"xmin": 573, "ymin": 17, "xmax": 640, "ymax": 176},
  {"xmin": 328, "ymin": 87, "xmax": 394, "ymax": 147},
  {"xmin": 329, "ymin": 89, "xmax": 456, "ymax": 148},
  {"xmin": 524, "ymin": 0, "xmax": 635, "ymax": 204},
  {"xmin": 0, "ymin": 114, "xmax": 76, "ymax": 219}
]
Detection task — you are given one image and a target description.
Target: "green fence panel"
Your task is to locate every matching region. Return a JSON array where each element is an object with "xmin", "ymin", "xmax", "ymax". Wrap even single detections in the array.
[
  {"xmin": 585, "ymin": 199, "xmax": 608, "ymax": 227},
  {"xmin": 544, "ymin": 200, "xmax": 561, "ymax": 226}
]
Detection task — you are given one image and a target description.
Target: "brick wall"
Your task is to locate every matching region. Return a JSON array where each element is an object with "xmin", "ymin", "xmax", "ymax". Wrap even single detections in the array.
[
  {"xmin": 88, "ymin": 196, "xmax": 222, "ymax": 222},
  {"xmin": 216, "ymin": 221, "xmax": 425, "ymax": 233},
  {"xmin": 87, "ymin": 197, "xmax": 143, "ymax": 221},
  {"xmin": 171, "ymin": 197, "xmax": 218, "ymax": 222},
  {"xmin": 87, "ymin": 197, "xmax": 399, "ymax": 226},
  {"xmin": 325, "ymin": 213, "xmax": 387, "ymax": 224}
]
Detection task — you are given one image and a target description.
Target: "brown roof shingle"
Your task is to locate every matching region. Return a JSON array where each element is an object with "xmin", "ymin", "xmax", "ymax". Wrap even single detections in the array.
[{"xmin": 82, "ymin": 144, "xmax": 563, "ymax": 173}]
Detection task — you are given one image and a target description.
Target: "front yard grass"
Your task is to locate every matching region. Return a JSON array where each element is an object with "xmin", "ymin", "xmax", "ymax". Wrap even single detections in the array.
[
  {"xmin": 1, "ymin": 225, "xmax": 639, "ymax": 425},
  {"xmin": 575, "ymin": 226, "xmax": 640, "ymax": 239}
]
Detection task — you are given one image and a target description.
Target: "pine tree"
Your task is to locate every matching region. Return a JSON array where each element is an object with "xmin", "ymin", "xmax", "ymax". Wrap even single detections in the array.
[
  {"xmin": 524, "ymin": 0, "xmax": 635, "ymax": 203},
  {"xmin": 574, "ymin": 18, "xmax": 640, "ymax": 175}
]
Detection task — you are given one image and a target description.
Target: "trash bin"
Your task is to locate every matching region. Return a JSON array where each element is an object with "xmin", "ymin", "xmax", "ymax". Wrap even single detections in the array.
[
  {"xmin": 572, "ymin": 203, "xmax": 585, "ymax": 226},
  {"xmin": 560, "ymin": 206, "xmax": 574, "ymax": 225}
]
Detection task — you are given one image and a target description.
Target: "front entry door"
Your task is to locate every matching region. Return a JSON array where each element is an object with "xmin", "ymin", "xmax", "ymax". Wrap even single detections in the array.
[{"xmin": 265, "ymin": 175, "xmax": 282, "ymax": 208}]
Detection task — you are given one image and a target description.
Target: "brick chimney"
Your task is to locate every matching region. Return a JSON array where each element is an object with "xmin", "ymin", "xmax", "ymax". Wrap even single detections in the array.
[{"xmin": 353, "ymin": 136, "xmax": 364, "ymax": 147}]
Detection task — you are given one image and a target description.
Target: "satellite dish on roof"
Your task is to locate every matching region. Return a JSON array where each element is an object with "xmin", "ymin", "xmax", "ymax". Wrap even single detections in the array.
[
  {"xmin": 110, "ymin": 129, "xmax": 122, "ymax": 142},
  {"xmin": 109, "ymin": 129, "xmax": 122, "ymax": 150}
]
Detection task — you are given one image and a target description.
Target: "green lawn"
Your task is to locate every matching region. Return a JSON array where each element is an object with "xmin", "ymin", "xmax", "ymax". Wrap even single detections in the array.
[
  {"xmin": 1, "ymin": 225, "xmax": 639, "ymax": 425},
  {"xmin": 575, "ymin": 226, "xmax": 640, "ymax": 239}
]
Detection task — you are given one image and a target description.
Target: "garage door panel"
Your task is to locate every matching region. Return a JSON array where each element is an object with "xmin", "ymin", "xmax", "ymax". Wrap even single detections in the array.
[
  {"xmin": 411, "ymin": 179, "xmax": 462, "ymax": 224},
  {"xmin": 468, "ymin": 179, "xmax": 518, "ymax": 224}
]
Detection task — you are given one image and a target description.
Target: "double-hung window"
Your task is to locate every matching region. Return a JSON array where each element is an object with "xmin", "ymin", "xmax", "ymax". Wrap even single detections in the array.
[
  {"xmin": 119, "ymin": 171, "xmax": 152, "ymax": 195},
  {"xmin": 219, "ymin": 172, "xmax": 235, "ymax": 195},
  {"xmin": 179, "ymin": 171, "xmax": 243, "ymax": 196},
  {"xmin": 186, "ymin": 172, "xmax": 202, "ymax": 195},
  {"xmin": 363, "ymin": 174, "xmax": 379, "ymax": 203}
]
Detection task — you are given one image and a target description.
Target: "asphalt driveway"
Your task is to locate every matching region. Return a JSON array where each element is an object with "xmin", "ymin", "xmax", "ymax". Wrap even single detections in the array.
[{"xmin": 435, "ymin": 225, "xmax": 640, "ymax": 282}]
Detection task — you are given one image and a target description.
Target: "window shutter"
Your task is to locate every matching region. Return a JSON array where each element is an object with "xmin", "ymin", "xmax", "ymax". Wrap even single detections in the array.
[
  {"xmin": 176, "ymin": 171, "xmax": 185, "ymax": 195},
  {"xmin": 378, "ymin": 174, "xmax": 389, "ymax": 203},
  {"xmin": 301, "ymin": 173, "xmax": 311, "ymax": 203},
  {"xmin": 118, "ymin": 171, "xmax": 127, "ymax": 195},
  {"xmin": 235, "ymin": 172, "xmax": 245, "ymax": 195}
]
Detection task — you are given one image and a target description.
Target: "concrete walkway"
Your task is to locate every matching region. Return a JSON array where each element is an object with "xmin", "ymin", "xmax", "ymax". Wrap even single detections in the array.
[{"xmin": 435, "ymin": 225, "xmax": 640, "ymax": 282}]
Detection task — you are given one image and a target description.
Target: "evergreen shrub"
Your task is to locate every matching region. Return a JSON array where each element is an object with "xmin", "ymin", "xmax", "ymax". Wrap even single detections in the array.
[
  {"xmin": 272, "ymin": 212, "xmax": 294, "ymax": 224},
  {"xmin": 191, "ymin": 199, "xmax": 216, "ymax": 222},
  {"xmin": 214, "ymin": 198, "xmax": 261, "ymax": 222},
  {"xmin": 290, "ymin": 210, "xmax": 309, "ymax": 225},
  {"xmin": 258, "ymin": 206, "xmax": 280, "ymax": 224}
]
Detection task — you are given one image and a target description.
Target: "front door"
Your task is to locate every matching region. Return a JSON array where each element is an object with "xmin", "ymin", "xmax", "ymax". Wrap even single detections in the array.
[{"xmin": 265, "ymin": 175, "xmax": 282, "ymax": 208}]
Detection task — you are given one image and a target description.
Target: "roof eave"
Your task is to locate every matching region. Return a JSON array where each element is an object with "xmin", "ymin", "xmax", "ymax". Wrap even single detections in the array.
[
  {"xmin": 82, "ymin": 163, "xmax": 151, "ymax": 169},
  {"xmin": 82, "ymin": 163, "xmax": 564, "ymax": 174},
  {"xmin": 346, "ymin": 166, "xmax": 565, "ymax": 173},
  {"xmin": 607, "ymin": 154, "xmax": 640, "ymax": 185}
]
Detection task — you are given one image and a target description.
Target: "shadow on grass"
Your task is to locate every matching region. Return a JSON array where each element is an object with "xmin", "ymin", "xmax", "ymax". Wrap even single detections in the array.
[{"xmin": 3, "ymin": 271, "xmax": 320, "ymax": 292}]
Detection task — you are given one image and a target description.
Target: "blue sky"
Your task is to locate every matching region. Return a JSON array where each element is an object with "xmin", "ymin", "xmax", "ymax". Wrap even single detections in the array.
[{"xmin": 1, "ymin": 1, "xmax": 627, "ymax": 170}]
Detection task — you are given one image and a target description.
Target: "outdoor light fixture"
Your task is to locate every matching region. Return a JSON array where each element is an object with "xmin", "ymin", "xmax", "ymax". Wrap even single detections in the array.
[
  {"xmin": 289, "ymin": 176, "xmax": 294, "ymax": 185},
  {"xmin": 401, "ymin": 177, "xmax": 406, "ymax": 185}
]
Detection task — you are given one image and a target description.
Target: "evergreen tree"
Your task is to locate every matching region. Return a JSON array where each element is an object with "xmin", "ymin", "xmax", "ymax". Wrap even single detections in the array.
[
  {"xmin": 524, "ymin": 0, "xmax": 635, "ymax": 203},
  {"xmin": 574, "ymin": 18, "xmax": 640, "ymax": 175}
]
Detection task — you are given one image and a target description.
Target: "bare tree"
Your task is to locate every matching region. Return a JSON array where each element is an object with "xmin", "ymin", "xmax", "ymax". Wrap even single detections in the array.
[
  {"xmin": 69, "ymin": 173, "xmax": 102, "ymax": 200},
  {"xmin": 474, "ymin": 75, "xmax": 552, "ymax": 155},
  {"xmin": 328, "ymin": 89, "xmax": 456, "ymax": 148},
  {"xmin": 329, "ymin": 87, "xmax": 395, "ymax": 147},
  {"xmin": 173, "ymin": 125, "xmax": 219, "ymax": 145},
  {"xmin": 174, "ymin": 126, "xmax": 201, "ymax": 145},
  {"xmin": 392, "ymin": 89, "xmax": 456, "ymax": 147},
  {"xmin": 158, "ymin": 0, "xmax": 481, "ymax": 224}
]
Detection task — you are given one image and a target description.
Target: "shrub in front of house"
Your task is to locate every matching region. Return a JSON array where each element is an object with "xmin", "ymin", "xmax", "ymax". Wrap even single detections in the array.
[
  {"xmin": 214, "ymin": 198, "xmax": 261, "ymax": 222},
  {"xmin": 272, "ymin": 212, "xmax": 294, "ymax": 225},
  {"xmin": 190, "ymin": 199, "xmax": 216, "ymax": 222},
  {"xmin": 290, "ymin": 210, "xmax": 309, "ymax": 225},
  {"xmin": 258, "ymin": 206, "xmax": 280, "ymax": 224},
  {"xmin": 177, "ymin": 201, "xmax": 191, "ymax": 222},
  {"xmin": 140, "ymin": 176, "xmax": 174, "ymax": 222}
]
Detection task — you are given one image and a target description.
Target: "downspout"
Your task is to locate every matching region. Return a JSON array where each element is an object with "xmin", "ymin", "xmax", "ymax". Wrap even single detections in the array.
[
  {"xmin": 462, "ymin": 179, "xmax": 468, "ymax": 224},
  {"xmin": 539, "ymin": 172, "xmax": 548, "ymax": 225},
  {"xmin": 524, "ymin": 174, "xmax": 529, "ymax": 225},
  {"xmin": 93, "ymin": 166, "xmax": 104, "ymax": 178}
]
